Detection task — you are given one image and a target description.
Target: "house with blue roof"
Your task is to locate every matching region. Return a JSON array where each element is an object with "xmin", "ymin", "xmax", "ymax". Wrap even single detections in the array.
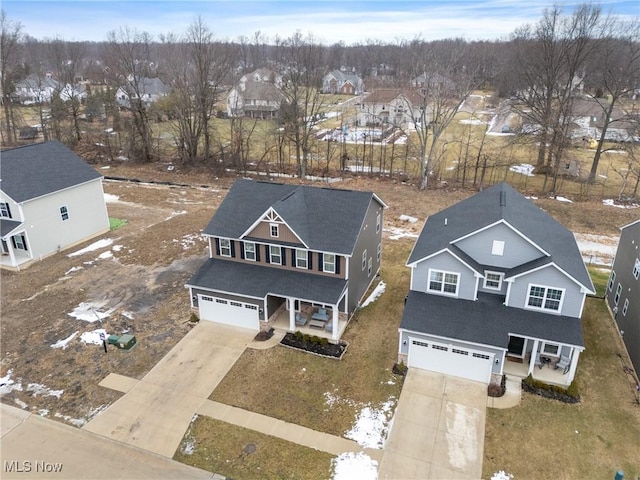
[
  {"xmin": 186, "ymin": 179, "xmax": 386, "ymax": 341},
  {"xmin": 0, "ymin": 141, "xmax": 110, "ymax": 270},
  {"xmin": 398, "ymin": 182, "xmax": 595, "ymax": 386}
]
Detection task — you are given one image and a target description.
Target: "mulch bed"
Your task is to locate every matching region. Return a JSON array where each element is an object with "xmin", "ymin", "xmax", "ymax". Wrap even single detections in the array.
[{"xmin": 280, "ymin": 333, "xmax": 347, "ymax": 359}]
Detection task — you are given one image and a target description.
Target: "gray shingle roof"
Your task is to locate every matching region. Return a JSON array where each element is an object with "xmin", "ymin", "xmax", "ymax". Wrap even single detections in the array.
[
  {"xmin": 187, "ymin": 258, "xmax": 347, "ymax": 305},
  {"xmin": 408, "ymin": 182, "xmax": 594, "ymax": 291},
  {"xmin": 204, "ymin": 179, "xmax": 382, "ymax": 255},
  {"xmin": 1, "ymin": 141, "xmax": 103, "ymax": 203},
  {"xmin": 401, "ymin": 290, "xmax": 584, "ymax": 348},
  {"xmin": 1, "ymin": 219, "xmax": 22, "ymax": 237}
]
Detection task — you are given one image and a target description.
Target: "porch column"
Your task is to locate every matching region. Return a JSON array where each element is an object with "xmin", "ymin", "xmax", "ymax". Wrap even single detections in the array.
[
  {"xmin": 331, "ymin": 306, "xmax": 338, "ymax": 341},
  {"xmin": 527, "ymin": 339, "xmax": 540, "ymax": 376},
  {"xmin": 7, "ymin": 242, "xmax": 17, "ymax": 269},
  {"xmin": 566, "ymin": 349, "xmax": 580, "ymax": 384},
  {"xmin": 288, "ymin": 299, "xmax": 295, "ymax": 331}
]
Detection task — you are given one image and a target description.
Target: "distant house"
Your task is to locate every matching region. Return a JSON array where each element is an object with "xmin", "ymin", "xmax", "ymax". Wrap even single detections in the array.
[
  {"xmin": 322, "ymin": 70, "xmax": 364, "ymax": 95},
  {"xmin": 226, "ymin": 68, "xmax": 284, "ymax": 119},
  {"xmin": 568, "ymin": 97, "xmax": 634, "ymax": 142},
  {"xmin": 13, "ymin": 75, "xmax": 59, "ymax": 104},
  {"xmin": 116, "ymin": 77, "xmax": 169, "ymax": 108},
  {"xmin": 186, "ymin": 179, "xmax": 386, "ymax": 341},
  {"xmin": 410, "ymin": 72, "xmax": 453, "ymax": 92},
  {"xmin": 0, "ymin": 141, "xmax": 110, "ymax": 270},
  {"xmin": 357, "ymin": 89, "xmax": 426, "ymax": 128},
  {"xmin": 606, "ymin": 219, "xmax": 640, "ymax": 376},
  {"xmin": 399, "ymin": 182, "xmax": 594, "ymax": 386}
]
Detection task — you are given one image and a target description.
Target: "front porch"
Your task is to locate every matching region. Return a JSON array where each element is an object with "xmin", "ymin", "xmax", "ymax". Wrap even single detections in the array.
[
  {"xmin": 503, "ymin": 356, "xmax": 572, "ymax": 387},
  {"xmin": 270, "ymin": 304, "xmax": 349, "ymax": 343}
]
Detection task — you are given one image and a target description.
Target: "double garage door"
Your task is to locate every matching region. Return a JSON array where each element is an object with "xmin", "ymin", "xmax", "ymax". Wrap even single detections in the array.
[
  {"xmin": 407, "ymin": 338, "xmax": 494, "ymax": 384},
  {"xmin": 198, "ymin": 294, "xmax": 260, "ymax": 331}
]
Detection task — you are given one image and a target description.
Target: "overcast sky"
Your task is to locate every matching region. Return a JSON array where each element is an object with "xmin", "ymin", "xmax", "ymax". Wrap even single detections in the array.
[{"xmin": 3, "ymin": 1, "xmax": 638, "ymax": 44}]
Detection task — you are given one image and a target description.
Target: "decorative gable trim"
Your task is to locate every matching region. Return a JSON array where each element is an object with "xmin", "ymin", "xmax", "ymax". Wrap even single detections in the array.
[
  {"xmin": 451, "ymin": 219, "xmax": 550, "ymax": 257},
  {"xmin": 240, "ymin": 206, "xmax": 308, "ymax": 248},
  {"xmin": 408, "ymin": 248, "xmax": 482, "ymax": 276},
  {"xmin": 506, "ymin": 261, "xmax": 595, "ymax": 294}
]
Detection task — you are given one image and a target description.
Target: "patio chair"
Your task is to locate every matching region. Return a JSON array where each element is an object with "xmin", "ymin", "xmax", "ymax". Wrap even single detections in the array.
[
  {"xmin": 555, "ymin": 354, "xmax": 571, "ymax": 374},
  {"xmin": 534, "ymin": 353, "xmax": 544, "ymax": 369},
  {"xmin": 325, "ymin": 321, "xmax": 333, "ymax": 333},
  {"xmin": 295, "ymin": 312, "xmax": 307, "ymax": 326}
]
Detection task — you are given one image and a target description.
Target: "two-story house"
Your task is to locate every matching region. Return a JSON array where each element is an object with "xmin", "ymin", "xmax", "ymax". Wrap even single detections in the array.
[
  {"xmin": 186, "ymin": 179, "xmax": 386, "ymax": 341},
  {"xmin": 606, "ymin": 219, "xmax": 640, "ymax": 376},
  {"xmin": 226, "ymin": 68, "xmax": 284, "ymax": 119},
  {"xmin": 322, "ymin": 70, "xmax": 364, "ymax": 95},
  {"xmin": 116, "ymin": 77, "xmax": 169, "ymax": 109},
  {"xmin": 357, "ymin": 89, "xmax": 426, "ymax": 129},
  {"xmin": 398, "ymin": 182, "xmax": 594, "ymax": 386},
  {"xmin": 1, "ymin": 141, "xmax": 110, "ymax": 270}
]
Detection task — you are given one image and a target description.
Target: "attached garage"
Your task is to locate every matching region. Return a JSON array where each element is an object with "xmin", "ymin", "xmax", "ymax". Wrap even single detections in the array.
[
  {"xmin": 198, "ymin": 294, "xmax": 260, "ymax": 331},
  {"xmin": 407, "ymin": 338, "xmax": 494, "ymax": 384}
]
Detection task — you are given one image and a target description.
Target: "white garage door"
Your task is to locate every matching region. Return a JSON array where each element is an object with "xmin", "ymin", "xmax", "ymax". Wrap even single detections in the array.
[
  {"xmin": 198, "ymin": 294, "xmax": 260, "ymax": 331},
  {"xmin": 407, "ymin": 338, "xmax": 494, "ymax": 384}
]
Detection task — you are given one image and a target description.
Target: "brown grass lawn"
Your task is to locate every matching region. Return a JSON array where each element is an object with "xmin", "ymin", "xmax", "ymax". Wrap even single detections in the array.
[
  {"xmin": 174, "ymin": 417, "xmax": 334, "ymax": 480},
  {"xmin": 483, "ymin": 296, "xmax": 640, "ymax": 479},
  {"xmin": 208, "ymin": 239, "xmax": 412, "ymax": 438}
]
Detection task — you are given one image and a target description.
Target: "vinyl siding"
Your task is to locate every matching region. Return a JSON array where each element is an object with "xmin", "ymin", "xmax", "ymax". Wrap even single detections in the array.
[
  {"xmin": 245, "ymin": 220, "xmax": 304, "ymax": 245},
  {"xmin": 411, "ymin": 250, "xmax": 477, "ymax": 301}
]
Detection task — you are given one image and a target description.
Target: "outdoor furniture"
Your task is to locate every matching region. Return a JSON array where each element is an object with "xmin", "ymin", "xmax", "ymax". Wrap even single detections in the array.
[
  {"xmin": 295, "ymin": 312, "xmax": 307, "ymax": 326},
  {"xmin": 312, "ymin": 308, "xmax": 329, "ymax": 321},
  {"xmin": 309, "ymin": 319, "xmax": 326, "ymax": 329},
  {"xmin": 555, "ymin": 355, "xmax": 571, "ymax": 374},
  {"xmin": 534, "ymin": 353, "xmax": 544, "ymax": 369},
  {"xmin": 325, "ymin": 321, "xmax": 333, "ymax": 333}
]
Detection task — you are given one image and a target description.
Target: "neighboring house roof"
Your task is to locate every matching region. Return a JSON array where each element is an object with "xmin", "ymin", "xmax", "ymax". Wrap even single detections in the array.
[
  {"xmin": 187, "ymin": 258, "xmax": 347, "ymax": 305},
  {"xmin": 401, "ymin": 290, "xmax": 585, "ymax": 348},
  {"xmin": 120, "ymin": 77, "xmax": 169, "ymax": 97},
  {"xmin": 14, "ymin": 74, "xmax": 59, "ymax": 91},
  {"xmin": 241, "ymin": 80, "xmax": 284, "ymax": 104},
  {"xmin": 326, "ymin": 70, "xmax": 362, "ymax": 85},
  {"xmin": 0, "ymin": 141, "xmax": 102, "ymax": 203},
  {"xmin": 407, "ymin": 182, "xmax": 594, "ymax": 292},
  {"xmin": 1, "ymin": 219, "xmax": 22, "ymax": 237},
  {"xmin": 361, "ymin": 88, "xmax": 423, "ymax": 106},
  {"xmin": 203, "ymin": 179, "xmax": 384, "ymax": 256}
]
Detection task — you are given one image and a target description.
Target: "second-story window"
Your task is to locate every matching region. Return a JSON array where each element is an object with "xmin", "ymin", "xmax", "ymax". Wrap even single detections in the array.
[
  {"xmin": 60, "ymin": 206, "xmax": 69, "ymax": 221},
  {"xmin": 323, "ymin": 253, "xmax": 335, "ymax": 273},
  {"xmin": 296, "ymin": 249, "xmax": 308, "ymax": 269},
  {"xmin": 376, "ymin": 212, "xmax": 381, "ymax": 233},
  {"xmin": 633, "ymin": 259, "xmax": 640, "ymax": 280},
  {"xmin": 483, "ymin": 272, "xmax": 503, "ymax": 290},
  {"xmin": 270, "ymin": 245, "xmax": 281, "ymax": 265},
  {"xmin": 527, "ymin": 285, "xmax": 563, "ymax": 312},
  {"xmin": 270, "ymin": 223, "xmax": 279, "ymax": 237},
  {"xmin": 244, "ymin": 242, "xmax": 256, "ymax": 261},
  {"xmin": 362, "ymin": 250, "xmax": 367, "ymax": 270},
  {"xmin": 0, "ymin": 202, "xmax": 12, "ymax": 219},
  {"xmin": 219, "ymin": 239, "xmax": 231, "ymax": 257},
  {"xmin": 428, "ymin": 269, "xmax": 459, "ymax": 295},
  {"xmin": 608, "ymin": 270, "xmax": 616, "ymax": 291},
  {"xmin": 614, "ymin": 283, "xmax": 622, "ymax": 305}
]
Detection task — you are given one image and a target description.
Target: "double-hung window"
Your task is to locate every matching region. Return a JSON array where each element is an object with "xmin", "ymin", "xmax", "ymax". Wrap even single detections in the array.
[
  {"xmin": 428, "ymin": 269, "xmax": 459, "ymax": 295},
  {"xmin": 608, "ymin": 270, "xmax": 616, "ymax": 291},
  {"xmin": 244, "ymin": 242, "xmax": 256, "ymax": 261},
  {"xmin": 0, "ymin": 202, "xmax": 12, "ymax": 219},
  {"xmin": 219, "ymin": 239, "xmax": 231, "ymax": 257},
  {"xmin": 376, "ymin": 212, "xmax": 381, "ymax": 233},
  {"xmin": 542, "ymin": 342, "xmax": 559, "ymax": 356},
  {"xmin": 622, "ymin": 298, "xmax": 629, "ymax": 316},
  {"xmin": 483, "ymin": 271, "xmax": 503, "ymax": 290},
  {"xmin": 296, "ymin": 249, "xmax": 308, "ymax": 269},
  {"xmin": 633, "ymin": 259, "xmax": 640, "ymax": 280},
  {"xmin": 270, "ymin": 245, "xmax": 281, "ymax": 265},
  {"xmin": 614, "ymin": 283, "xmax": 622, "ymax": 306},
  {"xmin": 60, "ymin": 206, "xmax": 69, "ymax": 221},
  {"xmin": 362, "ymin": 250, "xmax": 367, "ymax": 270},
  {"xmin": 323, "ymin": 253, "xmax": 336, "ymax": 273},
  {"xmin": 526, "ymin": 285, "xmax": 563, "ymax": 312}
]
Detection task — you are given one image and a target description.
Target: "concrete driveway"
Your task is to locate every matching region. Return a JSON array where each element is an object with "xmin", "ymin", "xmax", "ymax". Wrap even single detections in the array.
[
  {"xmin": 83, "ymin": 322, "xmax": 253, "ymax": 457},
  {"xmin": 378, "ymin": 369, "xmax": 488, "ymax": 479}
]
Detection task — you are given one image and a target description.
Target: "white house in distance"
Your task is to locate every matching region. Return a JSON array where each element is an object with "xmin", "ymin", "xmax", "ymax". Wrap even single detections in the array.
[{"xmin": 0, "ymin": 141, "xmax": 110, "ymax": 270}]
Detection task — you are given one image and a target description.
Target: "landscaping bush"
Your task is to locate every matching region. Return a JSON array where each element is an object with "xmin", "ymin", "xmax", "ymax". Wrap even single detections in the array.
[
  {"xmin": 522, "ymin": 374, "xmax": 580, "ymax": 403},
  {"xmin": 280, "ymin": 333, "xmax": 347, "ymax": 359},
  {"xmin": 392, "ymin": 361, "xmax": 407, "ymax": 376},
  {"xmin": 488, "ymin": 375, "xmax": 506, "ymax": 397}
]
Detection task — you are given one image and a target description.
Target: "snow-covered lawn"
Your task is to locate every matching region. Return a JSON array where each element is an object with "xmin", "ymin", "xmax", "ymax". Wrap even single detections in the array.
[
  {"xmin": 332, "ymin": 452, "xmax": 378, "ymax": 480},
  {"xmin": 360, "ymin": 281, "xmax": 386, "ymax": 309},
  {"xmin": 68, "ymin": 301, "xmax": 114, "ymax": 322},
  {"xmin": 345, "ymin": 399, "xmax": 395, "ymax": 449},
  {"xmin": 509, "ymin": 163, "xmax": 535, "ymax": 176},
  {"xmin": 68, "ymin": 238, "xmax": 113, "ymax": 257}
]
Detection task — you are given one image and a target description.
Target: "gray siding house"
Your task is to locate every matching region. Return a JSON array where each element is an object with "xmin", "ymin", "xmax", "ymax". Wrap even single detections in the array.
[
  {"xmin": 399, "ymin": 182, "xmax": 594, "ymax": 386},
  {"xmin": 186, "ymin": 179, "xmax": 386, "ymax": 341},
  {"xmin": 0, "ymin": 141, "xmax": 110, "ymax": 270},
  {"xmin": 606, "ymin": 219, "xmax": 640, "ymax": 376}
]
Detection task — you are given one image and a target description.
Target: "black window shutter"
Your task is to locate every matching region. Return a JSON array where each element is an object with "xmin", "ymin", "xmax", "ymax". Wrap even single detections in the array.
[
  {"xmin": 21, "ymin": 235, "xmax": 28, "ymax": 251},
  {"xmin": 230, "ymin": 241, "xmax": 236, "ymax": 257},
  {"xmin": 256, "ymin": 244, "xmax": 261, "ymax": 262},
  {"xmin": 291, "ymin": 249, "xmax": 296, "ymax": 266},
  {"xmin": 336, "ymin": 256, "xmax": 341, "ymax": 274},
  {"xmin": 318, "ymin": 253, "xmax": 323, "ymax": 271},
  {"xmin": 265, "ymin": 245, "xmax": 270, "ymax": 263},
  {"xmin": 282, "ymin": 247, "xmax": 287, "ymax": 266},
  {"xmin": 11, "ymin": 236, "xmax": 16, "ymax": 248},
  {"xmin": 6, "ymin": 204, "xmax": 12, "ymax": 219},
  {"xmin": 240, "ymin": 241, "xmax": 245, "ymax": 259},
  {"xmin": 215, "ymin": 238, "xmax": 220, "ymax": 256},
  {"xmin": 308, "ymin": 251, "xmax": 313, "ymax": 270}
]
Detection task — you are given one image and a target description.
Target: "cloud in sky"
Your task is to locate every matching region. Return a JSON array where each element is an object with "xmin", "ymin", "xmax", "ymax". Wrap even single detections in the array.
[{"xmin": 3, "ymin": 1, "xmax": 638, "ymax": 44}]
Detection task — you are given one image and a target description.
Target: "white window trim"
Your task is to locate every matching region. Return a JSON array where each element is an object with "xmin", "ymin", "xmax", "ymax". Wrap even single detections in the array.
[
  {"xmin": 483, "ymin": 271, "xmax": 504, "ymax": 290},
  {"xmin": 608, "ymin": 270, "xmax": 616, "ymax": 291},
  {"xmin": 0, "ymin": 202, "xmax": 11, "ymax": 218},
  {"xmin": 362, "ymin": 249, "xmax": 367, "ymax": 270},
  {"xmin": 295, "ymin": 249, "xmax": 308, "ymax": 269},
  {"xmin": 427, "ymin": 268, "xmax": 460, "ymax": 296},
  {"xmin": 270, "ymin": 223, "xmax": 279, "ymax": 238},
  {"xmin": 219, "ymin": 238, "xmax": 232, "ymax": 257},
  {"xmin": 541, "ymin": 342, "xmax": 560, "ymax": 356},
  {"xmin": 377, "ymin": 242, "xmax": 381, "ymax": 262},
  {"xmin": 376, "ymin": 212, "xmax": 381, "ymax": 233},
  {"xmin": 525, "ymin": 284, "xmax": 565, "ymax": 313},
  {"xmin": 60, "ymin": 205, "xmax": 69, "ymax": 221},
  {"xmin": 614, "ymin": 283, "xmax": 622, "ymax": 305},
  {"xmin": 269, "ymin": 245, "xmax": 281, "ymax": 265},
  {"xmin": 323, "ymin": 253, "xmax": 336, "ymax": 273},
  {"xmin": 13, "ymin": 234, "xmax": 27, "ymax": 251},
  {"xmin": 633, "ymin": 259, "xmax": 640, "ymax": 280},
  {"xmin": 244, "ymin": 241, "xmax": 256, "ymax": 261},
  {"xmin": 368, "ymin": 257, "xmax": 372, "ymax": 276},
  {"xmin": 622, "ymin": 298, "xmax": 629, "ymax": 316}
]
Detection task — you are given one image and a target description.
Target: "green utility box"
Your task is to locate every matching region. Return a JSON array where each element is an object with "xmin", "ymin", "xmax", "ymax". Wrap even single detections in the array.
[{"xmin": 107, "ymin": 334, "xmax": 137, "ymax": 350}]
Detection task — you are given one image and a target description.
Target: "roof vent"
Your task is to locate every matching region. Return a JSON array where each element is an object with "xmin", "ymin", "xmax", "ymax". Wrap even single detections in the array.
[
  {"xmin": 499, "ymin": 191, "xmax": 507, "ymax": 207},
  {"xmin": 444, "ymin": 217, "xmax": 448, "ymax": 226}
]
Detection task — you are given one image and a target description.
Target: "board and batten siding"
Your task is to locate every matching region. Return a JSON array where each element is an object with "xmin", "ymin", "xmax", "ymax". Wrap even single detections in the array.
[
  {"xmin": 20, "ymin": 179, "xmax": 109, "ymax": 260},
  {"xmin": 507, "ymin": 265, "xmax": 586, "ymax": 318},
  {"xmin": 411, "ymin": 250, "xmax": 477, "ymax": 301},
  {"xmin": 245, "ymin": 220, "xmax": 304, "ymax": 246},
  {"xmin": 454, "ymin": 222, "xmax": 543, "ymax": 269}
]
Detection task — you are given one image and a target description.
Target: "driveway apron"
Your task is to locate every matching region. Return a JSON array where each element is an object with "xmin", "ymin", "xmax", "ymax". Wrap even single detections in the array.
[
  {"xmin": 83, "ymin": 322, "xmax": 253, "ymax": 457},
  {"xmin": 378, "ymin": 369, "xmax": 487, "ymax": 479}
]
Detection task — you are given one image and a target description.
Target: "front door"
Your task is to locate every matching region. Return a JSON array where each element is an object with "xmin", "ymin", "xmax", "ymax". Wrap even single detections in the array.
[{"xmin": 507, "ymin": 336, "xmax": 526, "ymax": 357}]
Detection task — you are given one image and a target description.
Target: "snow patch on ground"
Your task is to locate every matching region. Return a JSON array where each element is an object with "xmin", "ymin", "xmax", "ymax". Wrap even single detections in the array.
[
  {"xmin": 104, "ymin": 193, "xmax": 120, "ymax": 203},
  {"xmin": 14, "ymin": 399, "xmax": 28, "ymax": 409},
  {"xmin": 603, "ymin": 199, "xmax": 639, "ymax": 209},
  {"xmin": 0, "ymin": 370, "xmax": 23, "ymax": 395},
  {"xmin": 360, "ymin": 281, "xmax": 386, "ymax": 309},
  {"xmin": 554, "ymin": 196, "xmax": 573, "ymax": 203},
  {"xmin": 459, "ymin": 118, "xmax": 485, "ymax": 125},
  {"xmin": 492, "ymin": 471, "xmax": 515, "ymax": 480},
  {"xmin": 345, "ymin": 399, "xmax": 395, "ymax": 449},
  {"xmin": 399, "ymin": 214, "xmax": 418, "ymax": 223},
  {"xmin": 181, "ymin": 440, "xmax": 196, "ymax": 455},
  {"xmin": 54, "ymin": 412, "xmax": 86, "ymax": 427},
  {"xmin": 81, "ymin": 328, "xmax": 109, "ymax": 346},
  {"xmin": 26, "ymin": 383, "xmax": 63, "ymax": 399},
  {"xmin": 50, "ymin": 331, "xmax": 79, "ymax": 350},
  {"xmin": 97, "ymin": 250, "xmax": 113, "ymax": 260},
  {"xmin": 68, "ymin": 239, "xmax": 114, "ymax": 257},
  {"xmin": 574, "ymin": 233, "xmax": 618, "ymax": 266},
  {"xmin": 38, "ymin": 409, "xmax": 50, "ymax": 417},
  {"xmin": 384, "ymin": 227, "xmax": 419, "ymax": 241},
  {"xmin": 165, "ymin": 210, "xmax": 187, "ymax": 220},
  {"xmin": 509, "ymin": 163, "xmax": 535, "ymax": 176},
  {"xmin": 332, "ymin": 452, "xmax": 378, "ymax": 480},
  {"xmin": 65, "ymin": 266, "xmax": 83, "ymax": 275},
  {"xmin": 68, "ymin": 302, "xmax": 114, "ymax": 322},
  {"xmin": 174, "ymin": 233, "xmax": 203, "ymax": 250}
]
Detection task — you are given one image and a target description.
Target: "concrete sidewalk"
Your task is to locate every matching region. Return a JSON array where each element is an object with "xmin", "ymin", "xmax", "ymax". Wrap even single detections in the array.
[
  {"xmin": 378, "ymin": 370, "xmax": 488, "ymax": 479},
  {"xmin": 1, "ymin": 404, "xmax": 213, "ymax": 479},
  {"xmin": 83, "ymin": 322, "xmax": 254, "ymax": 457}
]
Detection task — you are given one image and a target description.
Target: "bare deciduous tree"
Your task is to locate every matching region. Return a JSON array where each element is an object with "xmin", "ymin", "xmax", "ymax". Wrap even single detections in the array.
[{"xmin": 1, "ymin": 10, "xmax": 23, "ymax": 144}]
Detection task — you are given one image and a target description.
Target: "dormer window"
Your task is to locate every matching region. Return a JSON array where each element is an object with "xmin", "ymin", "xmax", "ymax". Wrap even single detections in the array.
[{"xmin": 270, "ymin": 223, "xmax": 279, "ymax": 237}]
